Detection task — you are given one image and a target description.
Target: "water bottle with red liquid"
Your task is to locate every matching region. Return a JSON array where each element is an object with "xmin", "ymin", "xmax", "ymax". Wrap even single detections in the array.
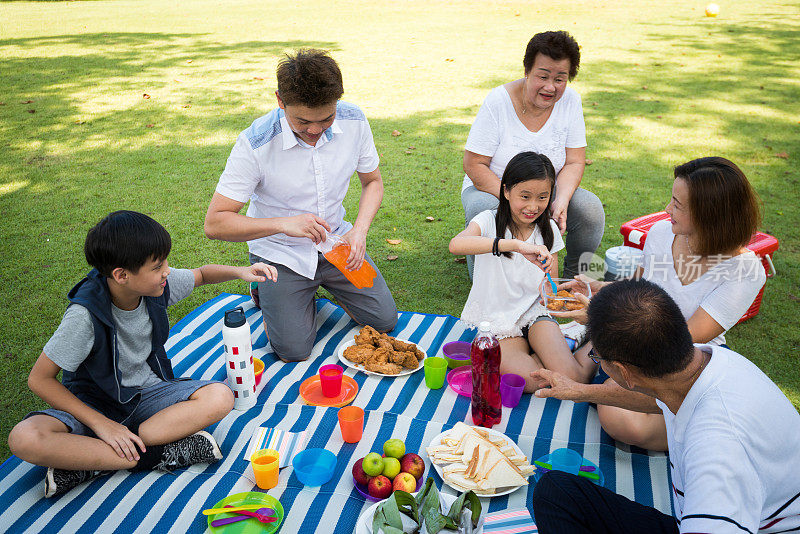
[{"xmin": 471, "ymin": 321, "xmax": 502, "ymax": 428}]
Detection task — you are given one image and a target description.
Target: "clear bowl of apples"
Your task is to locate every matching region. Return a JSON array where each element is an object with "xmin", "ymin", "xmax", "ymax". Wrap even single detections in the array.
[{"xmin": 352, "ymin": 438, "xmax": 426, "ymax": 501}]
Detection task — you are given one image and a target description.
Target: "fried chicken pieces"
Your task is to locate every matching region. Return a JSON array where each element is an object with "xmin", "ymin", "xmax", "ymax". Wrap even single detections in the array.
[
  {"xmin": 545, "ymin": 290, "xmax": 586, "ymax": 311},
  {"xmin": 343, "ymin": 325, "xmax": 424, "ymax": 375}
]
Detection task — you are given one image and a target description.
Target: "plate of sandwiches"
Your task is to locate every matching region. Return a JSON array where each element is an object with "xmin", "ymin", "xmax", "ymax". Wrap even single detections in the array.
[
  {"xmin": 338, "ymin": 325, "xmax": 427, "ymax": 377},
  {"xmin": 425, "ymin": 422, "xmax": 534, "ymax": 496}
]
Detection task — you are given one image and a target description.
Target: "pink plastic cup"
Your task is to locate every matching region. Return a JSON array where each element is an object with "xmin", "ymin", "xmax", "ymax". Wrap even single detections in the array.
[{"xmin": 319, "ymin": 364, "xmax": 344, "ymax": 398}]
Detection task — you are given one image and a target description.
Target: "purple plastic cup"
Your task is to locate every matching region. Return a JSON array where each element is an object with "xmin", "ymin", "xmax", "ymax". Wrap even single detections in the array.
[
  {"xmin": 500, "ymin": 373, "xmax": 525, "ymax": 408},
  {"xmin": 442, "ymin": 341, "xmax": 471, "ymax": 368}
]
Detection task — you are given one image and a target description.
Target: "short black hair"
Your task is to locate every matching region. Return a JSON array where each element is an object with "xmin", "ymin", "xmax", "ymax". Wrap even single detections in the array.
[
  {"xmin": 276, "ymin": 49, "xmax": 344, "ymax": 107},
  {"xmin": 586, "ymin": 279, "xmax": 694, "ymax": 378},
  {"xmin": 84, "ymin": 210, "xmax": 171, "ymax": 277},
  {"xmin": 523, "ymin": 31, "xmax": 580, "ymax": 80}
]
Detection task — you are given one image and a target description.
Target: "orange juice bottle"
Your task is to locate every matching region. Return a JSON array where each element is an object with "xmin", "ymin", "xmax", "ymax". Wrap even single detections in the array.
[{"xmin": 319, "ymin": 234, "xmax": 376, "ymax": 289}]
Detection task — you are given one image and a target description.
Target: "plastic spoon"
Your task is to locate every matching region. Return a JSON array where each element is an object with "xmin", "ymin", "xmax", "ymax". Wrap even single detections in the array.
[
  {"xmin": 211, "ymin": 508, "xmax": 276, "ymax": 527},
  {"xmin": 546, "ymin": 272, "xmax": 558, "ymax": 295},
  {"xmin": 203, "ymin": 505, "xmax": 268, "ymax": 515}
]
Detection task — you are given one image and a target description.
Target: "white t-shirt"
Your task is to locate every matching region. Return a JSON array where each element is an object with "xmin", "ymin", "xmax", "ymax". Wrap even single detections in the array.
[
  {"xmin": 462, "ymin": 85, "xmax": 586, "ymax": 192},
  {"xmin": 460, "ymin": 210, "xmax": 564, "ymax": 338},
  {"xmin": 657, "ymin": 345, "xmax": 800, "ymax": 533},
  {"xmin": 641, "ymin": 220, "xmax": 766, "ymax": 346},
  {"xmin": 215, "ymin": 102, "xmax": 380, "ymax": 279}
]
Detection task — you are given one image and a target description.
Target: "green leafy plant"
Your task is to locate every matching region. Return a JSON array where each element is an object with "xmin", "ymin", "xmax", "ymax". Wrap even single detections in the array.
[{"xmin": 372, "ymin": 477, "xmax": 481, "ymax": 534}]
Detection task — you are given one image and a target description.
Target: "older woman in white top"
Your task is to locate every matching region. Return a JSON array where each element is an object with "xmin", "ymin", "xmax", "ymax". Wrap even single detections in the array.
[
  {"xmin": 462, "ymin": 30, "xmax": 605, "ymax": 278},
  {"xmin": 533, "ymin": 156, "xmax": 766, "ymax": 451}
]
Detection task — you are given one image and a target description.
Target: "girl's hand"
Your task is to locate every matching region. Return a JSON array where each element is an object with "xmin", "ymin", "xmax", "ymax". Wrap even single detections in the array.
[
  {"xmin": 91, "ymin": 418, "xmax": 146, "ymax": 462},
  {"xmin": 548, "ymin": 292, "xmax": 590, "ymax": 324},
  {"xmin": 242, "ymin": 262, "xmax": 278, "ymax": 283},
  {"xmin": 517, "ymin": 242, "xmax": 552, "ymax": 271},
  {"xmin": 342, "ymin": 227, "xmax": 367, "ymax": 270}
]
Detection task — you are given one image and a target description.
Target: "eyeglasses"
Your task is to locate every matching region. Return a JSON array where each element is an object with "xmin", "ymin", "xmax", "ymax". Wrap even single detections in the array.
[{"xmin": 588, "ymin": 348, "xmax": 602, "ymax": 364}]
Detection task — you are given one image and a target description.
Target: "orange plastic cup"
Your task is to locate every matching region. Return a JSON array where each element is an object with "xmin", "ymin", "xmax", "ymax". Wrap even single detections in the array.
[
  {"xmin": 338, "ymin": 406, "xmax": 364, "ymax": 443},
  {"xmin": 251, "ymin": 448, "xmax": 279, "ymax": 490},
  {"xmin": 324, "ymin": 244, "xmax": 376, "ymax": 289}
]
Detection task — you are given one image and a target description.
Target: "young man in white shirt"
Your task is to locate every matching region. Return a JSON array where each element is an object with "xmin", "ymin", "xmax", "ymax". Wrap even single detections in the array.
[
  {"xmin": 532, "ymin": 279, "xmax": 800, "ymax": 534},
  {"xmin": 205, "ymin": 49, "xmax": 397, "ymax": 362}
]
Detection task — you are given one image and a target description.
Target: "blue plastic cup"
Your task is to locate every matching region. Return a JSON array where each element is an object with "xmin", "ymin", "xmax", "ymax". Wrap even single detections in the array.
[{"xmin": 549, "ymin": 448, "xmax": 582, "ymax": 475}]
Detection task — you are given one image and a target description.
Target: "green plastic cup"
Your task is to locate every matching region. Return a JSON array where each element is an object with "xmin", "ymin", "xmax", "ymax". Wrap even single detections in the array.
[{"xmin": 424, "ymin": 357, "xmax": 448, "ymax": 389}]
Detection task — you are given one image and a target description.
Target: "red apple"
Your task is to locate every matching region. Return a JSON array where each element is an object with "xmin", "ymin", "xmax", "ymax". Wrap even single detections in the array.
[
  {"xmin": 352, "ymin": 458, "xmax": 372, "ymax": 487},
  {"xmin": 400, "ymin": 453, "xmax": 425, "ymax": 480},
  {"xmin": 368, "ymin": 474, "xmax": 393, "ymax": 500},
  {"xmin": 392, "ymin": 472, "xmax": 417, "ymax": 493}
]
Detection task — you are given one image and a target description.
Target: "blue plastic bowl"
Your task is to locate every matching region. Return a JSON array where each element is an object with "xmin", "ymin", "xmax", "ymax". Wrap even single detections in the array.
[{"xmin": 292, "ymin": 448, "xmax": 336, "ymax": 486}]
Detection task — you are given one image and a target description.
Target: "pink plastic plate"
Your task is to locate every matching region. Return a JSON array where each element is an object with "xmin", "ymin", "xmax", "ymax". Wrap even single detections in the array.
[{"xmin": 447, "ymin": 367, "xmax": 472, "ymax": 397}]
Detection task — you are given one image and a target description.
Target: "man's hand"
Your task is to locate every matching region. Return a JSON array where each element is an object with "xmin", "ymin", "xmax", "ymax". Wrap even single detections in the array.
[
  {"xmin": 342, "ymin": 227, "xmax": 368, "ymax": 270},
  {"xmin": 282, "ymin": 214, "xmax": 331, "ymax": 244},
  {"xmin": 548, "ymin": 292, "xmax": 590, "ymax": 324},
  {"xmin": 91, "ymin": 418, "xmax": 146, "ymax": 462},
  {"xmin": 531, "ymin": 368, "xmax": 588, "ymax": 402},
  {"xmin": 517, "ymin": 242, "xmax": 553, "ymax": 272},
  {"xmin": 550, "ymin": 196, "xmax": 569, "ymax": 234},
  {"xmin": 239, "ymin": 262, "xmax": 278, "ymax": 283}
]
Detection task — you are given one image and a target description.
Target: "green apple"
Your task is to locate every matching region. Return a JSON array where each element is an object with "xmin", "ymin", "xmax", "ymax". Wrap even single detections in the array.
[
  {"xmin": 362, "ymin": 452, "xmax": 384, "ymax": 477},
  {"xmin": 382, "ymin": 457, "xmax": 401, "ymax": 480},
  {"xmin": 383, "ymin": 438, "xmax": 406, "ymax": 459}
]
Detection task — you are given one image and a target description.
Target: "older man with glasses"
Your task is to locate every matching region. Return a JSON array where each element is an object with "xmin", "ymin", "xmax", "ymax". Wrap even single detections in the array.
[{"xmin": 532, "ymin": 279, "xmax": 800, "ymax": 534}]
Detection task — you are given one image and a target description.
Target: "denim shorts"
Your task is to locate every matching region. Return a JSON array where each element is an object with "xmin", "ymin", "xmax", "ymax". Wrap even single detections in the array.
[{"xmin": 25, "ymin": 379, "xmax": 223, "ymax": 437}]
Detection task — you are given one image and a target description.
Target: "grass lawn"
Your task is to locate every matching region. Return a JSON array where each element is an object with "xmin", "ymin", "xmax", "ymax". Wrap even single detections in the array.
[{"xmin": 1, "ymin": 0, "xmax": 798, "ymax": 461}]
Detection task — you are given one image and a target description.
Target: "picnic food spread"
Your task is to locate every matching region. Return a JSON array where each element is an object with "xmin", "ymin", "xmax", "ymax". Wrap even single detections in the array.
[
  {"xmin": 426, "ymin": 422, "xmax": 534, "ymax": 495},
  {"xmin": 545, "ymin": 290, "xmax": 586, "ymax": 311},
  {"xmin": 343, "ymin": 325, "xmax": 425, "ymax": 375}
]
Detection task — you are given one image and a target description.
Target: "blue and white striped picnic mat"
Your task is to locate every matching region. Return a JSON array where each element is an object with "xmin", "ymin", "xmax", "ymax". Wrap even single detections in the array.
[{"xmin": 0, "ymin": 294, "xmax": 671, "ymax": 533}]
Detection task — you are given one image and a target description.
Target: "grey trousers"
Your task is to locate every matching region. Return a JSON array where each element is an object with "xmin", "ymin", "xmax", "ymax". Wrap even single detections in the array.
[
  {"xmin": 250, "ymin": 252, "xmax": 398, "ymax": 362},
  {"xmin": 461, "ymin": 186, "xmax": 605, "ymax": 279}
]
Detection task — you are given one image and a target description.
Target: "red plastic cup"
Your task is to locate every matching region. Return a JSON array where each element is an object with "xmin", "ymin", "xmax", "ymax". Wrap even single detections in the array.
[
  {"xmin": 338, "ymin": 406, "xmax": 364, "ymax": 443},
  {"xmin": 319, "ymin": 364, "xmax": 344, "ymax": 398}
]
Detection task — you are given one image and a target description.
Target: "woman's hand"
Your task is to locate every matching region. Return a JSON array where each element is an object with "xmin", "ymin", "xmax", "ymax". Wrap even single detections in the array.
[
  {"xmin": 548, "ymin": 292, "xmax": 590, "ymax": 324},
  {"xmin": 517, "ymin": 242, "xmax": 552, "ymax": 271},
  {"xmin": 550, "ymin": 196, "xmax": 570, "ymax": 234},
  {"xmin": 91, "ymin": 418, "xmax": 146, "ymax": 462},
  {"xmin": 342, "ymin": 227, "xmax": 368, "ymax": 270},
  {"xmin": 559, "ymin": 273, "xmax": 608, "ymax": 296},
  {"xmin": 240, "ymin": 262, "xmax": 278, "ymax": 283}
]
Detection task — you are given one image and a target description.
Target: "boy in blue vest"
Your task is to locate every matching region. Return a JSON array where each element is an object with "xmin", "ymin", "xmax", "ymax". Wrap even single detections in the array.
[{"xmin": 8, "ymin": 210, "xmax": 278, "ymax": 497}]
